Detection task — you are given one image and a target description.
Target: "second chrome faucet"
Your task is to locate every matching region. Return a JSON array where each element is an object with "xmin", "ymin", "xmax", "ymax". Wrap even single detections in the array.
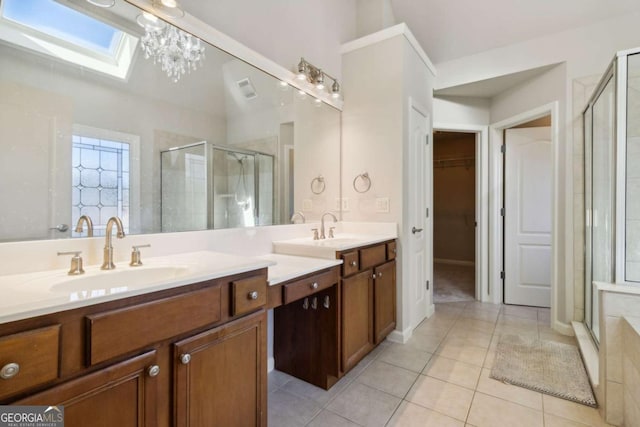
[
  {"xmin": 320, "ymin": 212, "xmax": 337, "ymax": 240},
  {"xmin": 101, "ymin": 216, "xmax": 125, "ymax": 270}
]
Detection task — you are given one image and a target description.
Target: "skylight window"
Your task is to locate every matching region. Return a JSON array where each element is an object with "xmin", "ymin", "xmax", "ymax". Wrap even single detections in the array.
[{"xmin": 0, "ymin": 0, "xmax": 139, "ymax": 80}]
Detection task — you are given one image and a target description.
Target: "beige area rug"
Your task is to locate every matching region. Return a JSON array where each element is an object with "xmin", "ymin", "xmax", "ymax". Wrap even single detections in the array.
[
  {"xmin": 433, "ymin": 262, "xmax": 475, "ymax": 303},
  {"xmin": 491, "ymin": 334, "xmax": 597, "ymax": 407}
]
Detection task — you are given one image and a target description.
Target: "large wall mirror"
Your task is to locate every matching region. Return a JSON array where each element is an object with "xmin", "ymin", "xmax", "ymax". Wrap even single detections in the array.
[{"xmin": 0, "ymin": 0, "xmax": 341, "ymax": 242}]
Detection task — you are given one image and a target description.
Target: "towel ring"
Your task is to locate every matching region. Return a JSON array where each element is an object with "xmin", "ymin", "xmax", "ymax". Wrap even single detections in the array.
[
  {"xmin": 353, "ymin": 172, "xmax": 372, "ymax": 193},
  {"xmin": 311, "ymin": 175, "xmax": 326, "ymax": 194}
]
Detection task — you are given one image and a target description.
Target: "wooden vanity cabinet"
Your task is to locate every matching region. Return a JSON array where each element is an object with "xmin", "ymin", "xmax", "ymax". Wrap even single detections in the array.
[
  {"xmin": 174, "ymin": 310, "xmax": 267, "ymax": 427},
  {"xmin": 338, "ymin": 240, "xmax": 396, "ymax": 374},
  {"xmin": 273, "ymin": 267, "xmax": 340, "ymax": 390},
  {"xmin": 0, "ymin": 268, "xmax": 268, "ymax": 427}
]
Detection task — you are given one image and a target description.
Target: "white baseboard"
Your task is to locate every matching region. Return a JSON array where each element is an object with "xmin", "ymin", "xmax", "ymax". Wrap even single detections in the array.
[
  {"xmin": 434, "ymin": 258, "xmax": 475, "ymax": 266},
  {"xmin": 427, "ymin": 303, "xmax": 435, "ymax": 318},
  {"xmin": 388, "ymin": 326, "xmax": 413, "ymax": 344},
  {"xmin": 553, "ymin": 320, "xmax": 574, "ymax": 336},
  {"xmin": 268, "ymin": 357, "xmax": 275, "ymax": 372}
]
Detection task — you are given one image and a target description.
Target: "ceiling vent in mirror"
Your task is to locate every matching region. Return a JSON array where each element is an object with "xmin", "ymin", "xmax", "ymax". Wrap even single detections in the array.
[{"xmin": 237, "ymin": 78, "xmax": 258, "ymax": 100}]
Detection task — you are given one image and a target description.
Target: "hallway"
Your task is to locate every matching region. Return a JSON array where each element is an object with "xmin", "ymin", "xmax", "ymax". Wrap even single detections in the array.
[
  {"xmin": 268, "ymin": 301, "xmax": 609, "ymax": 426},
  {"xmin": 433, "ymin": 262, "xmax": 475, "ymax": 303}
]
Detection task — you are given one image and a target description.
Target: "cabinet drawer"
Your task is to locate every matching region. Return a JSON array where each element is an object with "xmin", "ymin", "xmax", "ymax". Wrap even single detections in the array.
[
  {"xmin": 0, "ymin": 325, "xmax": 60, "ymax": 400},
  {"xmin": 360, "ymin": 244, "xmax": 387, "ymax": 270},
  {"xmin": 87, "ymin": 285, "xmax": 221, "ymax": 366},
  {"xmin": 386, "ymin": 241, "xmax": 397, "ymax": 260},
  {"xmin": 283, "ymin": 269, "xmax": 339, "ymax": 304},
  {"xmin": 232, "ymin": 276, "xmax": 267, "ymax": 316},
  {"xmin": 341, "ymin": 251, "xmax": 359, "ymax": 276}
]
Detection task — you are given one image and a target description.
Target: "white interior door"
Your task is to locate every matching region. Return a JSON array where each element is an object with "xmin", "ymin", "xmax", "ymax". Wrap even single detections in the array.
[
  {"xmin": 504, "ymin": 127, "xmax": 551, "ymax": 307},
  {"xmin": 409, "ymin": 103, "xmax": 431, "ymax": 328}
]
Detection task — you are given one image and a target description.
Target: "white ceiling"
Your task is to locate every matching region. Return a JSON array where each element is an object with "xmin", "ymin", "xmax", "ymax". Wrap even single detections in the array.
[{"xmin": 391, "ymin": 0, "xmax": 640, "ymax": 64}]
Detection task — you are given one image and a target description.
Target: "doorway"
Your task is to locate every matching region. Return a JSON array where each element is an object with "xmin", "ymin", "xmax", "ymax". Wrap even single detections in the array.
[
  {"xmin": 503, "ymin": 117, "xmax": 552, "ymax": 307},
  {"xmin": 433, "ymin": 131, "xmax": 476, "ymax": 303}
]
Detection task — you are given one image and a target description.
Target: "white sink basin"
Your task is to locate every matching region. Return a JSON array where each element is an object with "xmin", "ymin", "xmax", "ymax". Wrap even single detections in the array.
[
  {"xmin": 273, "ymin": 234, "xmax": 393, "ymax": 259},
  {"xmin": 48, "ymin": 266, "xmax": 191, "ymax": 293}
]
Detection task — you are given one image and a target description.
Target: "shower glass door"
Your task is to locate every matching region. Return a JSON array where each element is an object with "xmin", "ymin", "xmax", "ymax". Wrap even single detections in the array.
[
  {"xmin": 585, "ymin": 74, "xmax": 616, "ymax": 342},
  {"xmin": 212, "ymin": 148, "xmax": 256, "ymax": 229}
]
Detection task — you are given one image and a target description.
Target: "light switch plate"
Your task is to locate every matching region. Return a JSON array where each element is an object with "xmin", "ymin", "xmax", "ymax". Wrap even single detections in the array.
[
  {"xmin": 375, "ymin": 197, "xmax": 390, "ymax": 213},
  {"xmin": 302, "ymin": 199, "xmax": 312, "ymax": 211}
]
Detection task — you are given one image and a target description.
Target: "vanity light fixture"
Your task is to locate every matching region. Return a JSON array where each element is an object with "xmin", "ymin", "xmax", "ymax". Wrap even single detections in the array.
[
  {"xmin": 137, "ymin": 11, "xmax": 205, "ymax": 82},
  {"xmin": 86, "ymin": 0, "xmax": 115, "ymax": 7},
  {"xmin": 152, "ymin": 0, "xmax": 185, "ymax": 18},
  {"xmin": 295, "ymin": 57, "xmax": 341, "ymax": 99}
]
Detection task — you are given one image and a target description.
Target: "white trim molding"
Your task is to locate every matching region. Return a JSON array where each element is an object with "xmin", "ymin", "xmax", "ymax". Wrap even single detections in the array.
[
  {"xmin": 341, "ymin": 23, "xmax": 436, "ymax": 77},
  {"xmin": 489, "ymin": 101, "xmax": 569, "ymax": 333}
]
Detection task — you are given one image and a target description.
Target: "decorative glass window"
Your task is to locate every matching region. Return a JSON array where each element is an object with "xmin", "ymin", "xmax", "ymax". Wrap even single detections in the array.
[
  {"xmin": 0, "ymin": 0, "xmax": 138, "ymax": 79},
  {"xmin": 72, "ymin": 133, "xmax": 130, "ymax": 237}
]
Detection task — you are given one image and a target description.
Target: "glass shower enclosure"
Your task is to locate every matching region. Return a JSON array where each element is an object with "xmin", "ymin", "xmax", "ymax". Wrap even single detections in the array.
[
  {"xmin": 583, "ymin": 48, "xmax": 640, "ymax": 343},
  {"xmin": 161, "ymin": 142, "xmax": 274, "ymax": 232}
]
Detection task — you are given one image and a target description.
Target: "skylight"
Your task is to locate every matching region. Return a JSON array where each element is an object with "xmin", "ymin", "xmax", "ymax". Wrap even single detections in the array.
[
  {"xmin": 3, "ymin": 0, "xmax": 121, "ymax": 55},
  {"xmin": 0, "ymin": 0, "xmax": 139, "ymax": 80}
]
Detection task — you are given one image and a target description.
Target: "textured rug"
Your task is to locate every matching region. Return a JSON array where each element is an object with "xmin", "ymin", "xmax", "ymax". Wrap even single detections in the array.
[
  {"xmin": 491, "ymin": 334, "xmax": 597, "ymax": 407},
  {"xmin": 433, "ymin": 263, "xmax": 475, "ymax": 303}
]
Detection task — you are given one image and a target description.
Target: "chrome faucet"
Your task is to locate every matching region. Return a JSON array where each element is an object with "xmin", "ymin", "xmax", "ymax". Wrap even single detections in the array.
[
  {"xmin": 101, "ymin": 217, "xmax": 125, "ymax": 270},
  {"xmin": 290, "ymin": 211, "xmax": 306, "ymax": 224},
  {"xmin": 75, "ymin": 215, "xmax": 94, "ymax": 237},
  {"xmin": 320, "ymin": 212, "xmax": 338, "ymax": 239}
]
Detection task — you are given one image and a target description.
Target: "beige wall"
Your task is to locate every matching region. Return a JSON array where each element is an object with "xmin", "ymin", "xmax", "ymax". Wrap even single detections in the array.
[{"xmin": 433, "ymin": 133, "xmax": 476, "ymax": 263}]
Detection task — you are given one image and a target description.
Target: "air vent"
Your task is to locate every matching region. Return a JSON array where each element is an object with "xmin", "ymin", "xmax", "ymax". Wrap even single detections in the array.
[{"xmin": 237, "ymin": 78, "xmax": 257, "ymax": 100}]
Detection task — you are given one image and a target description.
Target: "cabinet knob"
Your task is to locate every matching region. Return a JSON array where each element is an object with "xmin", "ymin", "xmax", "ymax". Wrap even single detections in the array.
[
  {"xmin": 350, "ymin": 261, "xmax": 357, "ymax": 267},
  {"xmin": 147, "ymin": 365, "xmax": 160, "ymax": 377},
  {"xmin": 180, "ymin": 354, "xmax": 192, "ymax": 365},
  {"xmin": 310, "ymin": 282, "xmax": 318, "ymax": 290},
  {"xmin": 378, "ymin": 272, "xmax": 383, "ymax": 278},
  {"xmin": 248, "ymin": 291, "xmax": 259, "ymax": 300},
  {"xmin": 0, "ymin": 362, "xmax": 19, "ymax": 380}
]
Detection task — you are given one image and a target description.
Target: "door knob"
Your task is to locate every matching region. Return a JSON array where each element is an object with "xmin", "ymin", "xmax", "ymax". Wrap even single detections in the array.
[{"xmin": 412, "ymin": 226, "xmax": 423, "ymax": 234}]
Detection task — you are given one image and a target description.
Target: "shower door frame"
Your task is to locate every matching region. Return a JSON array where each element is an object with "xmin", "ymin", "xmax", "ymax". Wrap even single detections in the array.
[{"xmin": 582, "ymin": 47, "xmax": 640, "ymax": 344}]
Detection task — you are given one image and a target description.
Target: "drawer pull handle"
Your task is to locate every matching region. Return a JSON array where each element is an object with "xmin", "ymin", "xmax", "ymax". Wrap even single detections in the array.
[
  {"xmin": 148, "ymin": 365, "xmax": 161, "ymax": 377},
  {"xmin": 0, "ymin": 363, "xmax": 19, "ymax": 380},
  {"xmin": 303, "ymin": 298, "xmax": 309, "ymax": 310},
  {"xmin": 323, "ymin": 296, "xmax": 330, "ymax": 309},
  {"xmin": 350, "ymin": 261, "xmax": 357, "ymax": 267},
  {"xmin": 311, "ymin": 296, "xmax": 318, "ymax": 310},
  {"xmin": 180, "ymin": 354, "xmax": 192, "ymax": 365},
  {"xmin": 248, "ymin": 291, "xmax": 259, "ymax": 300},
  {"xmin": 311, "ymin": 282, "xmax": 318, "ymax": 290}
]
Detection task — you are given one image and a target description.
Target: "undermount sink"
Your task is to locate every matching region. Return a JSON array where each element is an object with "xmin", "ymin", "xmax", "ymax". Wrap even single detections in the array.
[
  {"xmin": 272, "ymin": 234, "xmax": 391, "ymax": 259},
  {"xmin": 15, "ymin": 265, "xmax": 193, "ymax": 297}
]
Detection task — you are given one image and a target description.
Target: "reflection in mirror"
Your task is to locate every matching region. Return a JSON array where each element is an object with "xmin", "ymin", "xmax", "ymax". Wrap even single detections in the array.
[{"xmin": 0, "ymin": 0, "xmax": 340, "ymax": 242}]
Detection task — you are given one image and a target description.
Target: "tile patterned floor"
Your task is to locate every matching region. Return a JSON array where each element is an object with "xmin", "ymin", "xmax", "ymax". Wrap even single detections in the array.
[{"xmin": 268, "ymin": 301, "xmax": 613, "ymax": 427}]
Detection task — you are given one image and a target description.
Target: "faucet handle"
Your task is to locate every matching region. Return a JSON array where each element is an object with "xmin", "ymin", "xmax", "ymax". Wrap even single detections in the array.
[
  {"xmin": 58, "ymin": 251, "xmax": 84, "ymax": 275},
  {"xmin": 130, "ymin": 244, "xmax": 151, "ymax": 267},
  {"xmin": 311, "ymin": 228, "xmax": 319, "ymax": 241},
  {"xmin": 328, "ymin": 227, "xmax": 335, "ymax": 239}
]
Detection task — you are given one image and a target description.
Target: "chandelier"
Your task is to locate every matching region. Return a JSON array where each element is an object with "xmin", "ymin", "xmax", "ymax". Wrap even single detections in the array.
[{"xmin": 137, "ymin": 13, "xmax": 205, "ymax": 83}]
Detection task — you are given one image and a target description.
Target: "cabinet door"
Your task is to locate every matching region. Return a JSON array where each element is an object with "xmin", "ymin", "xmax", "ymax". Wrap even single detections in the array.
[
  {"xmin": 174, "ymin": 310, "xmax": 267, "ymax": 427},
  {"xmin": 15, "ymin": 351, "xmax": 158, "ymax": 427},
  {"xmin": 341, "ymin": 270, "xmax": 374, "ymax": 373},
  {"xmin": 274, "ymin": 286, "xmax": 339, "ymax": 390},
  {"xmin": 374, "ymin": 261, "xmax": 396, "ymax": 343}
]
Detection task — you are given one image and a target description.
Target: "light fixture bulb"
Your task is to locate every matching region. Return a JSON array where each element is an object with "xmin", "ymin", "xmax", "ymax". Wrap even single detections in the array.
[
  {"xmin": 331, "ymin": 80, "xmax": 340, "ymax": 98},
  {"xmin": 86, "ymin": 0, "xmax": 115, "ymax": 7},
  {"xmin": 315, "ymin": 71, "xmax": 325, "ymax": 90}
]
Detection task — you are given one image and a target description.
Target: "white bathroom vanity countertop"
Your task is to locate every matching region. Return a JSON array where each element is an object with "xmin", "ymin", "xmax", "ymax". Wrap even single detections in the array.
[
  {"xmin": 257, "ymin": 253, "xmax": 343, "ymax": 285},
  {"xmin": 0, "ymin": 250, "xmax": 274, "ymax": 324},
  {"xmin": 272, "ymin": 233, "xmax": 397, "ymax": 259}
]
